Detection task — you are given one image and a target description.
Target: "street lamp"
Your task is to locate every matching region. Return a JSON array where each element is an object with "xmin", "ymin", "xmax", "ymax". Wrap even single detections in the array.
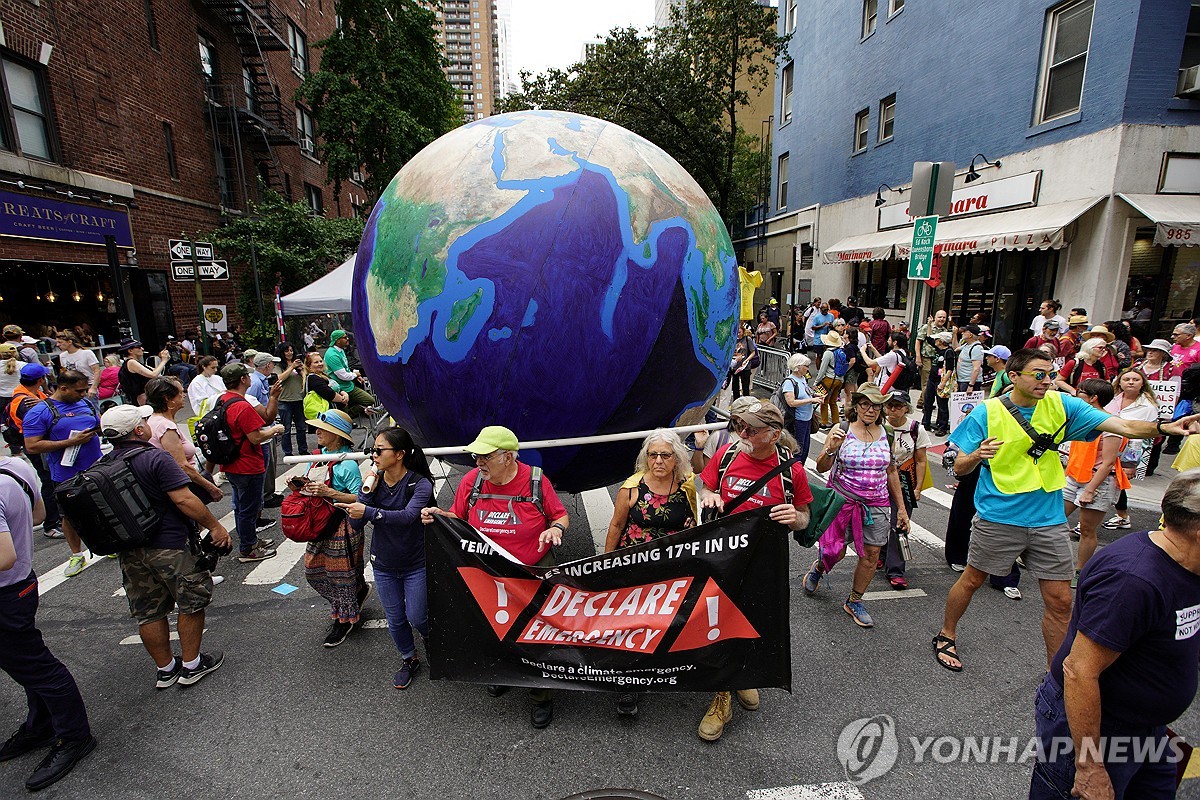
[
  {"xmin": 874, "ymin": 183, "xmax": 903, "ymax": 207},
  {"xmin": 965, "ymin": 153, "xmax": 1002, "ymax": 184}
]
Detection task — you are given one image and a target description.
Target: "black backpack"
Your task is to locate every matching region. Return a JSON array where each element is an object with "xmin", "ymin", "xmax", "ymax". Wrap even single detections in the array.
[
  {"xmin": 891, "ymin": 348, "xmax": 920, "ymax": 391},
  {"xmin": 54, "ymin": 444, "xmax": 161, "ymax": 555},
  {"xmin": 194, "ymin": 396, "xmax": 248, "ymax": 465}
]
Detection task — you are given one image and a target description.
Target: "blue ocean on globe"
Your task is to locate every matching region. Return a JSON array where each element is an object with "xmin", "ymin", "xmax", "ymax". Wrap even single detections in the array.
[{"xmin": 352, "ymin": 110, "xmax": 739, "ymax": 492}]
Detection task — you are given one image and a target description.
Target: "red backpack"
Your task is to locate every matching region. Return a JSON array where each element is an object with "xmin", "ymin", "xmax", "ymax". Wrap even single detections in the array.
[{"xmin": 281, "ymin": 463, "xmax": 342, "ymax": 543}]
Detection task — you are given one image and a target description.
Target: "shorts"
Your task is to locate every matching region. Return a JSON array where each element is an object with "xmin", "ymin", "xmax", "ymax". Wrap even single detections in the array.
[
  {"xmin": 842, "ymin": 506, "xmax": 890, "ymax": 548},
  {"xmin": 967, "ymin": 516, "xmax": 1075, "ymax": 581},
  {"xmin": 119, "ymin": 546, "xmax": 213, "ymax": 624},
  {"xmin": 1062, "ymin": 475, "xmax": 1117, "ymax": 512}
]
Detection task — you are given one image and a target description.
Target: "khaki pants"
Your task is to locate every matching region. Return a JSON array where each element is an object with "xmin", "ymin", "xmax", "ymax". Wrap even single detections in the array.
[{"xmin": 918, "ymin": 358, "xmax": 932, "ymax": 405}]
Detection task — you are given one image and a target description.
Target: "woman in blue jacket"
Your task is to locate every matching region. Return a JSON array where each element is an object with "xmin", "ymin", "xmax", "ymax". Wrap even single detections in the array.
[{"xmin": 338, "ymin": 427, "xmax": 434, "ymax": 689}]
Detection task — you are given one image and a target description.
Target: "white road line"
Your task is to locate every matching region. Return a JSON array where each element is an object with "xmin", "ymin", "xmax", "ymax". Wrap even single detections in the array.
[
  {"xmin": 922, "ymin": 486, "xmax": 954, "ymax": 508},
  {"xmin": 119, "ymin": 629, "xmax": 206, "ymax": 646},
  {"xmin": 244, "ymin": 539, "xmax": 308, "ymax": 585},
  {"xmin": 581, "ymin": 488, "xmax": 615, "ymax": 553},
  {"xmin": 37, "ymin": 555, "xmax": 109, "ymax": 596},
  {"xmin": 907, "ymin": 520, "xmax": 945, "ymax": 552},
  {"xmin": 862, "ymin": 588, "xmax": 928, "ymax": 601},
  {"xmin": 747, "ymin": 783, "xmax": 865, "ymax": 800}
]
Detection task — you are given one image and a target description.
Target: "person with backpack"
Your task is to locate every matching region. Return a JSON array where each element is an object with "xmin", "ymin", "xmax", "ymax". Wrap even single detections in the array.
[
  {"xmin": 778, "ymin": 353, "xmax": 819, "ymax": 465},
  {"xmin": 954, "ymin": 325, "xmax": 986, "ymax": 392},
  {"xmin": 806, "ymin": 384, "xmax": 908, "ymax": 629},
  {"xmin": 921, "ymin": 331, "xmax": 955, "ymax": 436},
  {"xmin": 421, "ymin": 425, "xmax": 570, "ymax": 729},
  {"xmin": 337, "ymin": 427, "xmax": 434, "ymax": 689},
  {"xmin": 100, "ymin": 404, "xmax": 230, "ymax": 690},
  {"xmin": 1055, "ymin": 337, "xmax": 1112, "ymax": 396},
  {"xmin": 812, "ymin": 331, "xmax": 851, "ymax": 430},
  {"xmin": 7, "ymin": 363, "xmax": 64, "ymax": 541},
  {"xmin": 292, "ymin": 409, "xmax": 367, "ymax": 648},
  {"xmin": 882, "ymin": 392, "xmax": 929, "ymax": 590},
  {"xmin": 695, "ymin": 401, "xmax": 813, "ymax": 742},
  {"xmin": 21, "ymin": 369, "xmax": 101, "ymax": 578},
  {"xmin": 861, "ymin": 332, "xmax": 919, "ymax": 399},
  {"xmin": 0, "ymin": 453, "xmax": 96, "ymax": 791}
]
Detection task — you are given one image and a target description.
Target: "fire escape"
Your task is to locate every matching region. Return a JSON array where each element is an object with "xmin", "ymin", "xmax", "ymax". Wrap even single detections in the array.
[{"xmin": 200, "ymin": 0, "xmax": 297, "ymax": 210}]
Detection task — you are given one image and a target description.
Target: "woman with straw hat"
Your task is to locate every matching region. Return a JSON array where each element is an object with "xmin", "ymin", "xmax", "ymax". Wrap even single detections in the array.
[
  {"xmin": 811, "ymin": 330, "xmax": 850, "ymax": 430},
  {"xmin": 300, "ymin": 409, "xmax": 367, "ymax": 648}
]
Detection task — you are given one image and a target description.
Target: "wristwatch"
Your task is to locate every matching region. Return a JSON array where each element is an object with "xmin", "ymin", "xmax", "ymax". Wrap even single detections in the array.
[{"xmin": 551, "ymin": 522, "xmax": 567, "ymax": 534}]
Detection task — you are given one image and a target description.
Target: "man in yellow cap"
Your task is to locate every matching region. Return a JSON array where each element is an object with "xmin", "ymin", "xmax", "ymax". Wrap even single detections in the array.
[{"xmin": 421, "ymin": 425, "xmax": 569, "ymax": 728}]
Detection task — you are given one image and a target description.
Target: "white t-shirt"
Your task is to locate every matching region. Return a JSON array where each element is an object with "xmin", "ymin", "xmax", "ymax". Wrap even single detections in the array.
[
  {"xmin": 59, "ymin": 348, "xmax": 100, "ymax": 387},
  {"xmin": 0, "ymin": 362, "xmax": 21, "ymax": 397},
  {"xmin": 873, "ymin": 350, "xmax": 904, "ymax": 387},
  {"xmin": 1104, "ymin": 394, "xmax": 1157, "ymax": 423},
  {"xmin": 187, "ymin": 374, "xmax": 226, "ymax": 415},
  {"xmin": 891, "ymin": 419, "xmax": 931, "ymax": 465},
  {"xmin": 1029, "ymin": 314, "xmax": 1068, "ymax": 334}
]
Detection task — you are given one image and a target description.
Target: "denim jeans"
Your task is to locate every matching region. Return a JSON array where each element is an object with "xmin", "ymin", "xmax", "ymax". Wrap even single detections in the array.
[
  {"xmin": 225, "ymin": 471, "xmax": 265, "ymax": 554},
  {"xmin": 277, "ymin": 400, "xmax": 308, "ymax": 457},
  {"xmin": 373, "ymin": 564, "xmax": 429, "ymax": 659}
]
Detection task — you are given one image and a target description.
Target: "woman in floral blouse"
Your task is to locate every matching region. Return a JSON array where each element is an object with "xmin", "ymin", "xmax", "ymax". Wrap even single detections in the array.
[{"xmin": 602, "ymin": 428, "xmax": 698, "ymax": 717}]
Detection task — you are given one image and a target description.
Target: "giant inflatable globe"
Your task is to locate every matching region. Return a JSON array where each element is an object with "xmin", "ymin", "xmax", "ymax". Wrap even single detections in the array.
[{"xmin": 352, "ymin": 110, "xmax": 739, "ymax": 492}]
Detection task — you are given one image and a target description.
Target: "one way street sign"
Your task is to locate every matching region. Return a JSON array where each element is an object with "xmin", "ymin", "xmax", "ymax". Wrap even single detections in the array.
[
  {"xmin": 168, "ymin": 239, "xmax": 215, "ymax": 261},
  {"xmin": 171, "ymin": 260, "xmax": 229, "ymax": 281}
]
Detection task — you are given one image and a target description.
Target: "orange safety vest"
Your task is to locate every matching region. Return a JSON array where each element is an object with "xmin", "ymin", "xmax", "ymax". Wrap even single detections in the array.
[
  {"xmin": 1065, "ymin": 435, "xmax": 1132, "ymax": 491},
  {"xmin": 7, "ymin": 384, "xmax": 46, "ymax": 434}
]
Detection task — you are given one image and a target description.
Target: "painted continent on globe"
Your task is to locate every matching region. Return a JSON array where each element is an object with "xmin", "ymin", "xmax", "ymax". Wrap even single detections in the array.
[{"xmin": 353, "ymin": 110, "xmax": 739, "ymax": 492}]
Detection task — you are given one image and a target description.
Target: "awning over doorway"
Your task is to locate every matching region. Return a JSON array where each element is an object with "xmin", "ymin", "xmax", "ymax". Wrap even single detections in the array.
[
  {"xmin": 1117, "ymin": 193, "xmax": 1200, "ymax": 247},
  {"xmin": 820, "ymin": 229, "xmax": 897, "ymax": 264},
  {"xmin": 894, "ymin": 197, "xmax": 1105, "ymax": 259}
]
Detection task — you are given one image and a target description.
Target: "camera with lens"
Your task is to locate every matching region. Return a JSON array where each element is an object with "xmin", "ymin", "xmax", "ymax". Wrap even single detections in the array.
[{"xmin": 195, "ymin": 531, "xmax": 233, "ymax": 573}]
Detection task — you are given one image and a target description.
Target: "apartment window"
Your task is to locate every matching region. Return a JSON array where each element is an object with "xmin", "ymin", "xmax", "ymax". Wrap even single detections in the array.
[
  {"xmin": 862, "ymin": 0, "xmax": 878, "ymax": 38},
  {"xmin": 0, "ymin": 55, "xmax": 55, "ymax": 161},
  {"xmin": 288, "ymin": 22, "xmax": 308, "ymax": 75},
  {"xmin": 296, "ymin": 106, "xmax": 316, "ymax": 154},
  {"xmin": 1178, "ymin": 4, "xmax": 1200, "ymax": 96},
  {"xmin": 144, "ymin": 0, "xmax": 159, "ymax": 49},
  {"xmin": 777, "ymin": 153, "xmax": 789, "ymax": 210},
  {"xmin": 304, "ymin": 183, "xmax": 323, "ymax": 215},
  {"xmin": 1033, "ymin": 0, "xmax": 1094, "ymax": 124},
  {"xmin": 283, "ymin": 172, "xmax": 292, "ymax": 199},
  {"xmin": 878, "ymin": 94, "xmax": 895, "ymax": 142},
  {"xmin": 780, "ymin": 62, "xmax": 794, "ymax": 123},
  {"xmin": 785, "ymin": 0, "xmax": 798, "ymax": 34},
  {"xmin": 163, "ymin": 121, "xmax": 178, "ymax": 179},
  {"xmin": 889, "ymin": 0, "xmax": 904, "ymax": 15},
  {"xmin": 198, "ymin": 33, "xmax": 219, "ymax": 99},
  {"xmin": 853, "ymin": 108, "xmax": 869, "ymax": 152}
]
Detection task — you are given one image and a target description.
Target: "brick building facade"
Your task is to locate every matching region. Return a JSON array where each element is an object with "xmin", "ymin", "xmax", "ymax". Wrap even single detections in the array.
[{"xmin": 0, "ymin": 0, "xmax": 366, "ymax": 351}]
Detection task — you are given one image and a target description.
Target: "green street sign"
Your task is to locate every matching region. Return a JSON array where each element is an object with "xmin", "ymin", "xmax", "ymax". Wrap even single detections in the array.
[{"xmin": 909, "ymin": 214, "xmax": 937, "ymax": 280}]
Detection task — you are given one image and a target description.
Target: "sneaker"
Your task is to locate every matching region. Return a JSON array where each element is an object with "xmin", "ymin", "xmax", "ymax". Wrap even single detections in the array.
[
  {"xmin": 949, "ymin": 563, "xmax": 966, "ymax": 573},
  {"xmin": 42, "ymin": 528, "xmax": 65, "ymax": 539},
  {"xmin": 802, "ymin": 561, "xmax": 822, "ymax": 595},
  {"xmin": 486, "ymin": 685, "xmax": 510, "ymax": 698},
  {"xmin": 254, "ymin": 537, "xmax": 275, "ymax": 550},
  {"xmin": 698, "ymin": 692, "xmax": 733, "ymax": 741},
  {"xmin": 237, "ymin": 546, "xmax": 277, "ymax": 563},
  {"xmin": 1069, "ymin": 524, "xmax": 1081, "ymax": 541},
  {"xmin": 531, "ymin": 700, "xmax": 554, "ymax": 729},
  {"xmin": 0, "ymin": 726, "xmax": 55, "ymax": 762},
  {"xmin": 393, "ymin": 656, "xmax": 421, "ymax": 689},
  {"xmin": 843, "ymin": 598, "xmax": 874, "ymax": 628},
  {"xmin": 255, "ymin": 518, "xmax": 277, "ymax": 533},
  {"xmin": 24, "ymin": 735, "xmax": 96, "ymax": 791},
  {"xmin": 155, "ymin": 657, "xmax": 182, "ymax": 689},
  {"xmin": 211, "ymin": 575, "xmax": 225, "ymax": 586},
  {"xmin": 1004, "ymin": 587, "xmax": 1023, "ymax": 601},
  {"xmin": 1102, "ymin": 516, "xmax": 1132, "ymax": 530},
  {"xmin": 63, "ymin": 554, "xmax": 86, "ymax": 578},
  {"xmin": 616, "ymin": 693, "xmax": 639, "ymax": 717},
  {"xmin": 735, "ymin": 688, "xmax": 760, "ymax": 711},
  {"xmin": 177, "ymin": 651, "xmax": 224, "ymax": 686},
  {"xmin": 323, "ymin": 621, "xmax": 353, "ymax": 648},
  {"xmin": 357, "ymin": 583, "xmax": 372, "ymax": 609}
]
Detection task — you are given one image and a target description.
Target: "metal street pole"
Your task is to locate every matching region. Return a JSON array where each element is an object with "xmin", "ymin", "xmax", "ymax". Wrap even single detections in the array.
[
  {"xmin": 909, "ymin": 163, "xmax": 938, "ymax": 350},
  {"xmin": 103, "ymin": 235, "xmax": 132, "ymax": 341},
  {"xmin": 187, "ymin": 236, "xmax": 209, "ymax": 356}
]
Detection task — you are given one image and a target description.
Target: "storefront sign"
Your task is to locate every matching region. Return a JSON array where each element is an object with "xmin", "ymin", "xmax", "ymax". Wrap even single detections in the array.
[
  {"xmin": 1155, "ymin": 224, "xmax": 1200, "ymax": 247},
  {"xmin": 0, "ymin": 189, "xmax": 133, "ymax": 247},
  {"xmin": 950, "ymin": 390, "xmax": 986, "ymax": 431},
  {"xmin": 426, "ymin": 510, "xmax": 792, "ymax": 692},
  {"xmin": 825, "ymin": 245, "xmax": 894, "ymax": 264},
  {"xmin": 203, "ymin": 305, "xmax": 228, "ymax": 333},
  {"xmin": 896, "ymin": 228, "xmax": 1066, "ymax": 259},
  {"xmin": 1149, "ymin": 378, "xmax": 1181, "ymax": 421},
  {"xmin": 878, "ymin": 171, "xmax": 1041, "ymax": 231}
]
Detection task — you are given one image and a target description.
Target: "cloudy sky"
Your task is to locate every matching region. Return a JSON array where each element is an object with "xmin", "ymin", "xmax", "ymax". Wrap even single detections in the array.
[{"xmin": 508, "ymin": 0, "xmax": 655, "ymax": 78}]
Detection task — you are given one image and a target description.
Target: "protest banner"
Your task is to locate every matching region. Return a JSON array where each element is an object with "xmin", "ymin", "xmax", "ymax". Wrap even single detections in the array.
[
  {"xmin": 426, "ymin": 508, "xmax": 791, "ymax": 692},
  {"xmin": 1149, "ymin": 378, "xmax": 1181, "ymax": 421},
  {"xmin": 950, "ymin": 390, "xmax": 986, "ymax": 431}
]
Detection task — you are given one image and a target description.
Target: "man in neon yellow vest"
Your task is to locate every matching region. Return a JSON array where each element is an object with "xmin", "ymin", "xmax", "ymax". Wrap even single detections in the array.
[{"xmin": 933, "ymin": 348, "xmax": 1200, "ymax": 673}]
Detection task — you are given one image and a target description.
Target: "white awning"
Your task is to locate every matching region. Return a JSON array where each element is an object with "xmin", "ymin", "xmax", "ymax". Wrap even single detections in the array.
[
  {"xmin": 894, "ymin": 197, "xmax": 1105, "ymax": 259},
  {"xmin": 821, "ymin": 229, "xmax": 899, "ymax": 264},
  {"xmin": 1117, "ymin": 193, "xmax": 1200, "ymax": 247},
  {"xmin": 281, "ymin": 253, "xmax": 354, "ymax": 316}
]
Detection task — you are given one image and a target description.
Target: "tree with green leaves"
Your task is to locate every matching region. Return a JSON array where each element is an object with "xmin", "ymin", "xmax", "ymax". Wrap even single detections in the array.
[
  {"xmin": 206, "ymin": 190, "xmax": 364, "ymax": 346},
  {"xmin": 497, "ymin": 0, "xmax": 787, "ymax": 225},
  {"xmin": 296, "ymin": 0, "xmax": 461, "ymax": 201}
]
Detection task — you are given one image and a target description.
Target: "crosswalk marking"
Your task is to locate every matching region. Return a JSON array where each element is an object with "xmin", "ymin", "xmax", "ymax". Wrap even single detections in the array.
[
  {"xmin": 862, "ymin": 588, "xmax": 928, "ymax": 601},
  {"xmin": 747, "ymin": 783, "xmax": 865, "ymax": 800}
]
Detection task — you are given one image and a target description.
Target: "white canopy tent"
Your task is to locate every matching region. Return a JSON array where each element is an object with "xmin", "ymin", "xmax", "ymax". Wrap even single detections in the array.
[{"xmin": 280, "ymin": 253, "xmax": 355, "ymax": 316}]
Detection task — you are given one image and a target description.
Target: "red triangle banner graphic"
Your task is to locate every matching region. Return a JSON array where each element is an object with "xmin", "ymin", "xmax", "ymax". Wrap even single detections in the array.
[
  {"xmin": 668, "ymin": 577, "xmax": 760, "ymax": 653},
  {"xmin": 457, "ymin": 567, "xmax": 542, "ymax": 640}
]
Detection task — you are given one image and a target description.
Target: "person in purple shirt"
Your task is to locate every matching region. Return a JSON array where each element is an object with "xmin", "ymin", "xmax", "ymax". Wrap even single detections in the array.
[
  {"xmin": 338, "ymin": 427, "xmax": 434, "ymax": 690},
  {"xmin": 0, "ymin": 456, "xmax": 95, "ymax": 791},
  {"xmin": 1029, "ymin": 470, "xmax": 1200, "ymax": 799}
]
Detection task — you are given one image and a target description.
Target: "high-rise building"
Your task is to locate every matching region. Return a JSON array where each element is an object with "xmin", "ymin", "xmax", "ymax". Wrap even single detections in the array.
[
  {"xmin": 655, "ymin": 0, "xmax": 682, "ymax": 29},
  {"xmin": 436, "ymin": 0, "xmax": 501, "ymax": 120},
  {"xmin": 494, "ymin": 0, "xmax": 518, "ymax": 99}
]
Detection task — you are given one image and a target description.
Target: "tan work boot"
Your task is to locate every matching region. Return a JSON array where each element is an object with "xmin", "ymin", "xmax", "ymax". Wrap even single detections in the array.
[
  {"xmin": 698, "ymin": 691, "xmax": 733, "ymax": 741},
  {"xmin": 735, "ymin": 688, "xmax": 760, "ymax": 711}
]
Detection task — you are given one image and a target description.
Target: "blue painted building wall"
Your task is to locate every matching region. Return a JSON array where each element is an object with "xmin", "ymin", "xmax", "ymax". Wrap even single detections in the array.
[{"xmin": 773, "ymin": 0, "xmax": 1200, "ymax": 212}]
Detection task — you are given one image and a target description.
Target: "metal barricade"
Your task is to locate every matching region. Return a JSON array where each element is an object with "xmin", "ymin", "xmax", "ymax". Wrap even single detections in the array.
[{"xmin": 751, "ymin": 345, "xmax": 789, "ymax": 392}]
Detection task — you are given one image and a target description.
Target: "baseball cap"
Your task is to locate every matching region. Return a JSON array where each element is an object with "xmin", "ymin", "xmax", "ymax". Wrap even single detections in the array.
[
  {"xmin": 934, "ymin": 331, "xmax": 954, "ymax": 343},
  {"xmin": 731, "ymin": 400, "xmax": 785, "ymax": 430},
  {"xmin": 330, "ymin": 329, "xmax": 348, "ymax": 344},
  {"xmin": 100, "ymin": 404, "xmax": 153, "ymax": 438},
  {"xmin": 728, "ymin": 395, "xmax": 759, "ymax": 417},
  {"xmin": 852, "ymin": 384, "xmax": 888, "ymax": 405},
  {"xmin": 220, "ymin": 363, "xmax": 251, "ymax": 381},
  {"xmin": 1041, "ymin": 319, "xmax": 1062, "ymax": 331},
  {"xmin": 0, "ymin": 343, "xmax": 16, "ymax": 359},
  {"xmin": 464, "ymin": 425, "xmax": 520, "ymax": 454},
  {"xmin": 769, "ymin": 298, "xmax": 778, "ymax": 305},
  {"xmin": 2, "ymin": 324, "xmax": 23, "ymax": 338},
  {"xmin": 963, "ymin": 324, "xmax": 982, "ymax": 335},
  {"xmin": 241, "ymin": 349, "xmax": 259, "ymax": 363},
  {"xmin": 19, "ymin": 362, "xmax": 48, "ymax": 381},
  {"xmin": 886, "ymin": 390, "xmax": 912, "ymax": 408},
  {"xmin": 253, "ymin": 353, "xmax": 281, "ymax": 367},
  {"xmin": 983, "ymin": 345, "xmax": 1012, "ymax": 360}
]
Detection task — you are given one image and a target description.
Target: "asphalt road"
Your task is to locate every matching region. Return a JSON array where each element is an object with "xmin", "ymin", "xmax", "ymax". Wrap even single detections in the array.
[{"xmin": 2, "ymin": 425, "xmax": 1198, "ymax": 800}]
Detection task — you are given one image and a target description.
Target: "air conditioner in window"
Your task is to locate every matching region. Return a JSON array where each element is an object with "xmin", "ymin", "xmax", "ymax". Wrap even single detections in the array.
[
  {"xmin": 1179, "ymin": 65, "xmax": 1200, "ymax": 97},
  {"xmin": 299, "ymin": 136, "xmax": 314, "ymax": 154},
  {"xmin": 292, "ymin": 54, "xmax": 306, "ymax": 73}
]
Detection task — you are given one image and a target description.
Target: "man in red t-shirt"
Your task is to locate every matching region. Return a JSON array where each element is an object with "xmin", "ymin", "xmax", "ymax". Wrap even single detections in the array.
[
  {"xmin": 695, "ymin": 401, "xmax": 812, "ymax": 743},
  {"xmin": 423, "ymin": 424, "xmax": 569, "ymax": 729},
  {"xmin": 216, "ymin": 364, "xmax": 284, "ymax": 562}
]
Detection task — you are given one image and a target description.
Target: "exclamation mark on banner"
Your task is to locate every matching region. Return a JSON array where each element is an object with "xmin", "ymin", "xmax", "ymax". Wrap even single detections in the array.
[
  {"xmin": 495, "ymin": 581, "xmax": 510, "ymax": 624},
  {"xmin": 706, "ymin": 595, "xmax": 720, "ymax": 641}
]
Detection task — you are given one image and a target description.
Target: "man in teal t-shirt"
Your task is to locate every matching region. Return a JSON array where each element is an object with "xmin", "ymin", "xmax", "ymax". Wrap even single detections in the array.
[{"xmin": 323, "ymin": 330, "xmax": 375, "ymax": 419}]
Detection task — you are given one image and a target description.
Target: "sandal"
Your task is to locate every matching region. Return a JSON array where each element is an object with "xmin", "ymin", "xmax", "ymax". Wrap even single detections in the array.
[
  {"xmin": 889, "ymin": 576, "xmax": 908, "ymax": 590},
  {"xmin": 933, "ymin": 634, "xmax": 963, "ymax": 672}
]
